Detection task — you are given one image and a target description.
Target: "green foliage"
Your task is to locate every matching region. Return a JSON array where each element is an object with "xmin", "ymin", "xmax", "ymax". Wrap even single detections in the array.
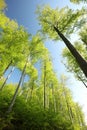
[
  {"xmin": 0, "ymin": 1, "xmax": 87, "ymax": 130},
  {"xmin": 0, "ymin": 0, "xmax": 6, "ymax": 11},
  {"xmin": 0, "ymin": 13, "xmax": 30, "ymax": 77},
  {"xmin": 0, "ymin": 82, "xmax": 86, "ymax": 130},
  {"xmin": 70, "ymin": 0, "xmax": 87, "ymax": 4},
  {"xmin": 36, "ymin": 5, "xmax": 86, "ymax": 40},
  {"xmin": 79, "ymin": 25, "xmax": 87, "ymax": 47},
  {"xmin": 62, "ymin": 38, "xmax": 87, "ymax": 83}
]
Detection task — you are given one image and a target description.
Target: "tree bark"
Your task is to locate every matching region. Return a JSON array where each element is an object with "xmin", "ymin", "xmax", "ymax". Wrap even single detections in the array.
[
  {"xmin": 44, "ymin": 62, "xmax": 46, "ymax": 109},
  {"xmin": 28, "ymin": 80, "xmax": 34, "ymax": 102},
  {"xmin": 54, "ymin": 27, "xmax": 87, "ymax": 78},
  {"xmin": 0, "ymin": 60, "xmax": 12, "ymax": 80},
  {"xmin": 7, "ymin": 60, "xmax": 28, "ymax": 114},
  {"xmin": 52, "ymin": 84, "xmax": 56, "ymax": 113},
  {"xmin": 77, "ymin": 75, "xmax": 87, "ymax": 88},
  {"xmin": 0, "ymin": 67, "xmax": 15, "ymax": 91}
]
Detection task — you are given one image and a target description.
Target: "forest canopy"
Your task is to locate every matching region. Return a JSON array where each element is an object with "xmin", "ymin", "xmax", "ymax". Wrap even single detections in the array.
[{"xmin": 0, "ymin": 0, "xmax": 87, "ymax": 130}]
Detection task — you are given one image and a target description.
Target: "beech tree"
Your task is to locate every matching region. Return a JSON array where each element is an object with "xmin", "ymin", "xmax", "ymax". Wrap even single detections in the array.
[
  {"xmin": 36, "ymin": 5, "xmax": 87, "ymax": 78},
  {"xmin": 0, "ymin": 0, "xmax": 87, "ymax": 129},
  {"xmin": 0, "ymin": 13, "xmax": 30, "ymax": 81}
]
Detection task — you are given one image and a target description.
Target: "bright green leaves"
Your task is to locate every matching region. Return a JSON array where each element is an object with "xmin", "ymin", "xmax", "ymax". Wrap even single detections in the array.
[
  {"xmin": 62, "ymin": 22, "xmax": 87, "ymax": 83},
  {"xmin": 36, "ymin": 4, "xmax": 87, "ymax": 80},
  {"xmin": 0, "ymin": 11, "xmax": 31, "ymax": 77},
  {"xmin": 0, "ymin": 83, "xmax": 86, "ymax": 129},
  {"xmin": 62, "ymin": 42, "xmax": 87, "ymax": 82},
  {"xmin": 0, "ymin": 1, "xmax": 86, "ymax": 129},
  {"xmin": 79, "ymin": 25, "xmax": 87, "ymax": 46},
  {"xmin": 0, "ymin": 0, "xmax": 6, "ymax": 11},
  {"xmin": 37, "ymin": 5, "xmax": 86, "ymax": 40},
  {"xmin": 29, "ymin": 34, "xmax": 47, "ymax": 63},
  {"xmin": 70, "ymin": 0, "xmax": 87, "ymax": 4}
]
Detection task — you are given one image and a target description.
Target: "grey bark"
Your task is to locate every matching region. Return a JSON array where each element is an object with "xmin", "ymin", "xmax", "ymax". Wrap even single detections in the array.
[
  {"xmin": 7, "ymin": 60, "xmax": 28, "ymax": 114},
  {"xmin": 54, "ymin": 27, "xmax": 87, "ymax": 78}
]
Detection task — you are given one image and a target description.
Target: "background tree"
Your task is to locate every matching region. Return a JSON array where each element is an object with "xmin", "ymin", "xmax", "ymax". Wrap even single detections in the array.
[
  {"xmin": 0, "ymin": 0, "xmax": 6, "ymax": 10},
  {"xmin": 62, "ymin": 26, "xmax": 87, "ymax": 86},
  {"xmin": 70, "ymin": 0, "xmax": 87, "ymax": 4}
]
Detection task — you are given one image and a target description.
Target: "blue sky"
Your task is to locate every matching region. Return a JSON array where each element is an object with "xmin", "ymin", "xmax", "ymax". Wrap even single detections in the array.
[{"xmin": 5, "ymin": 0, "xmax": 87, "ymax": 122}]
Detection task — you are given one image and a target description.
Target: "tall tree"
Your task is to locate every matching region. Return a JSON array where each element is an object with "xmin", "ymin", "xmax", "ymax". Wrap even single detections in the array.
[
  {"xmin": 7, "ymin": 58, "xmax": 28, "ymax": 114},
  {"xmin": 36, "ymin": 5, "xmax": 87, "ymax": 78}
]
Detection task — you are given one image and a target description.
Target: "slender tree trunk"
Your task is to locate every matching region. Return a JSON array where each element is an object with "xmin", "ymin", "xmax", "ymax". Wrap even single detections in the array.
[
  {"xmin": 0, "ymin": 60, "xmax": 12, "ymax": 80},
  {"xmin": 21, "ymin": 74, "xmax": 25, "ymax": 87},
  {"xmin": 75, "ymin": 105, "xmax": 81, "ymax": 127},
  {"xmin": 7, "ymin": 60, "xmax": 28, "ymax": 114},
  {"xmin": 46, "ymin": 86, "xmax": 49, "ymax": 109},
  {"xmin": 43, "ymin": 62, "xmax": 46, "ymax": 109},
  {"xmin": 64, "ymin": 88, "xmax": 73, "ymax": 121},
  {"xmin": 77, "ymin": 75, "xmax": 87, "ymax": 88},
  {"xmin": 76, "ymin": 105, "xmax": 85, "ymax": 128},
  {"xmin": 29, "ymin": 80, "xmax": 34, "ymax": 102},
  {"xmin": 61, "ymin": 77, "xmax": 74, "ymax": 127},
  {"xmin": 19, "ymin": 74, "xmax": 26, "ymax": 96},
  {"xmin": 0, "ymin": 67, "xmax": 15, "ymax": 91},
  {"xmin": 52, "ymin": 84, "xmax": 56, "ymax": 113},
  {"xmin": 54, "ymin": 27, "xmax": 87, "ymax": 78},
  {"xmin": 25, "ymin": 88, "xmax": 30, "ymax": 102},
  {"xmin": 63, "ymin": 88, "xmax": 74, "ymax": 128}
]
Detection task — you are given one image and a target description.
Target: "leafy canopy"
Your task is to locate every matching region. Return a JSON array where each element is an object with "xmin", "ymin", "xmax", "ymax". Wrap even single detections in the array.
[
  {"xmin": 0, "ymin": 0, "xmax": 6, "ymax": 10},
  {"xmin": 70, "ymin": 0, "xmax": 87, "ymax": 4},
  {"xmin": 36, "ymin": 5, "xmax": 86, "ymax": 40}
]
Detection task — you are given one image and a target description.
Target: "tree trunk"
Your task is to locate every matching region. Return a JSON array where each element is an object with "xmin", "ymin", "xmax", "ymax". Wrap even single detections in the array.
[
  {"xmin": 25, "ymin": 88, "xmax": 30, "ymax": 102},
  {"xmin": 0, "ymin": 67, "xmax": 15, "ymax": 91},
  {"xmin": 61, "ymin": 77, "xmax": 74, "ymax": 127},
  {"xmin": 76, "ymin": 105, "xmax": 85, "ymax": 128},
  {"xmin": 54, "ymin": 27, "xmax": 87, "ymax": 78},
  {"xmin": 7, "ymin": 60, "xmax": 28, "ymax": 114},
  {"xmin": 43, "ymin": 62, "xmax": 46, "ymax": 109},
  {"xmin": 29, "ymin": 80, "xmax": 34, "ymax": 102},
  {"xmin": 0, "ymin": 60, "xmax": 12, "ymax": 80},
  {"xmin": 21, "ymin": 73, "xmax": 25, "ymax": 87},
  {"xmin": 52, "ymin": 84, "xmax": 56, "ymax": 113}
]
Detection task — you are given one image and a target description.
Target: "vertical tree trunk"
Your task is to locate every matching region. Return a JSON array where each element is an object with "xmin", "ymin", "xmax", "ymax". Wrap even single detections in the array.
[
  {"xmin": 43, "ymin": 62, "xmax": 46, "ymax": 109},
  {"xmin": 7, "ymin": 60, "xmax": 28, "ymax": 114},
  {"xmin": 61, "ymin": 77, "xmax": 74, "ymax": 128},
  {"xmin": 52, "ymin": 84, "xmax": 56, "ymax": 113},
  {"xmin": 54, "ymin": 27, "xmax": 87, "ymax": 78},
  {"xmin": 76, "ymin": 104, "xmax": 85, "ymax": 128},
  {"xmin": 0, "ymin": 66, "xmax": 15, "ymax": 91},
  {"xmin": 29, "ymin": 80, "xmax": 34, "ymax": 102},
  {"xmin": 25, "ymin": 88, "xmax": 30, "ymax": 102}
]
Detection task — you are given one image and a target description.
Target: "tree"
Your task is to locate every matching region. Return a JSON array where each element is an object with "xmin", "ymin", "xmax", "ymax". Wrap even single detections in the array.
[
  {"xmin": 0, "ymin": 13, "xmax": 29, "ymax": 77},
  {"xmin": 7, "ymin": 58, "xmax": 29, "ymax": 114},
  {"xmin": 36, "ymin": 5, "xmax": 87, "ymax": 78}
]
